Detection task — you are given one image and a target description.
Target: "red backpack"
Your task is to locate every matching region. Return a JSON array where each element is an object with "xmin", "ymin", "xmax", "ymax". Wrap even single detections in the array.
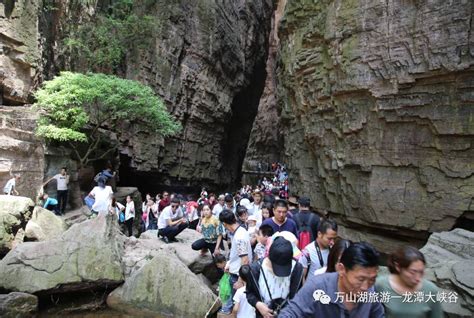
[
  {"xmin": 296, "ymin": 213, "xmax": 316, "ymax": 250},
  {"xmin": 298, "ymin": 231, "xmax": 311, "ymax": 250}
]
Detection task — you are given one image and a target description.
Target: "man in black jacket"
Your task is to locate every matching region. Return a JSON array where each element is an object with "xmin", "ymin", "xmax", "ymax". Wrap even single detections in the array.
[{"xmin": 244, "ymin": 237, "xmax": 304, "ymax": 318}]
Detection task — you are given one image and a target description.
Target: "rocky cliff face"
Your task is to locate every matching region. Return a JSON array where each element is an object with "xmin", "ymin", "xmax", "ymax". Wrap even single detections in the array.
[
  {"xmin": 243, "ymin": 0, "xmax": 287, "ymax": 172},
  {"xmin": 0, "ymin": 0, "xmax": 41, "ymax": 105},
  {"xmin": 277, "ymin": 0, "xmax": 474, "ymax": 251},
  {"xmin": 121, "ymin": 0, "xmax": 273, "ymax": 191},
  {"xmin": 0, "ymin": 0, "xmax": 273, "ymax": 194}
]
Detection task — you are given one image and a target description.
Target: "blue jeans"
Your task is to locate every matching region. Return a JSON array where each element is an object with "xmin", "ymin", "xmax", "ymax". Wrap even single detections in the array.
[{"xmin": 221, "ymin": 273, "xmax": 239, "ymax": 313}]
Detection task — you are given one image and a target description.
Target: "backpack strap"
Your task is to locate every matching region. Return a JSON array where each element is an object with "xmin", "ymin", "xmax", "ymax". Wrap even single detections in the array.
[
  {"xmin": 315, "ymin": 242, "xmax": 324, "ymax": 267},
  {"xmin": 259, "ymin": 261, "xmax": 274, "ymax": 302}
]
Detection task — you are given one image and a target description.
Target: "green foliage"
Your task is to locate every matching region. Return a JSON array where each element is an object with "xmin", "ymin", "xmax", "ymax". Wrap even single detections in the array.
[
  {"xmin": 63, "ymin": 0, "xmax": 157, "ymax": 72},
  {"xmin": 34, "ymin": 72, "xmax": 181, "ymax": 165}
]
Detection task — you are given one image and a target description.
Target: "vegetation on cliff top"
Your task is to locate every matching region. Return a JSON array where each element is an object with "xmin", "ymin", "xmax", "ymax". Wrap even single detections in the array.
[
  {"xmin": 62, "ymin": 0, "xmax": 157, "ymax": 73},
  {"xmin": 34, "ymin": 72, "xmax": 181, "ymax": 167}
]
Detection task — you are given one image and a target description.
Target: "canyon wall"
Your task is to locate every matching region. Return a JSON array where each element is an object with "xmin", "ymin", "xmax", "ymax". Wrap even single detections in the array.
[
  {"xmin": 119, "ymin": 0, "xmax": 273, "ymax": 191},
  {"xmin": 277, "ymin": 0, "xmax": 474, "ymax": 251},
  {"xmin": 0, "ymin": 0, "xmax": 274, "ymax": 195},
  {"xmin": 0, "ymin": 0, "xmax": 40, "ymax": 105}
]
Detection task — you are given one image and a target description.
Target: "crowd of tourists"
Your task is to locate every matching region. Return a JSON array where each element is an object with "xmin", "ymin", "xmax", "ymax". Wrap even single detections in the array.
[
  {"xmin": 2, "ymin": 163, "xmax": 448, "ymax": 318},
  {"xmin": 80, "ymin": 165, "xmax": 445, "ymax": 318}
]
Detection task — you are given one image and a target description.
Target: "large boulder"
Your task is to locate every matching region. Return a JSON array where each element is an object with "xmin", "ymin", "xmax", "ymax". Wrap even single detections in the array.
[
  {"xmin": 107, "ymin": 250, "xmax": 216, "ymax": 318},
  {"xmin": 122, "ymin": 235, "xmax": 163, "ymax": 279},
  {"xmin": 0, "ymin": 196, "xmax": 34, "ymax": 255},
  {"xmin": 421, "ymin": 229, "xmax": 474, "ymax": 317},
  {"xmin": 24, "ymin": 206, "xmax": 67, "ymax": 241},
  {"xmin": 136, "ymin": 229, "xmax": 219, "ymax": 282},
  {"xmin": 62, "ymin": 206, "xmax": 92, "ymax": 227},
  {"xmin": 0, "ymin": 292, "xmax": 38, "ymax": 318},
  {"xmin": 0, "ymin": 214, "xmax": 125, "ymax": 294}
]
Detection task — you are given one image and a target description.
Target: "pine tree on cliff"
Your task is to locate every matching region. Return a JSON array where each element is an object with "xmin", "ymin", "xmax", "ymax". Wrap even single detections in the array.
[{"xmin": 34, "ymin": 71, "xmax": 181, "ymax": 168}]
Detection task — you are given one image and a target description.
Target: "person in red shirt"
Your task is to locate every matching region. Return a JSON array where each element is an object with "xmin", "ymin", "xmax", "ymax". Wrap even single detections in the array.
[{"xmin": 158, "ymin": 191, "xmax": 170, "ymax": 212}]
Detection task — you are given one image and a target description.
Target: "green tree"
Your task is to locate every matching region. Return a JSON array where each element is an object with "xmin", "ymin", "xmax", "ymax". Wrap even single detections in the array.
[
  {"xmin": 62, "ymin": 0, "xmax": 157, "ymax": 73},
  {"xmin": 34, "ymin": 71, "xmax": 181, "ymax": 167}
]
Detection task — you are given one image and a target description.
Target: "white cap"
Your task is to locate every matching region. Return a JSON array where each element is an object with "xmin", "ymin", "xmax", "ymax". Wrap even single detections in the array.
[{"xmin": 239, "ymin": 198, "xmax": 252, "ymax": 210}]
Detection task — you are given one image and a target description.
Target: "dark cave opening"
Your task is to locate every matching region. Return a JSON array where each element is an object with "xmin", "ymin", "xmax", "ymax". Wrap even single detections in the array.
[
  {"xmin": 3, "ymin": 0, "xmax": 15, "ymax": 19},
  {"xmin": 117, "ymin": 154, "xmax": 202, "ymax": 199},
  {"xmin": 452, "ymin": 211, "xmax": 474, "ymax": 232},
  {"xmin": 219, "ymin": 62, "xmax": 268, "ymax": 191}
]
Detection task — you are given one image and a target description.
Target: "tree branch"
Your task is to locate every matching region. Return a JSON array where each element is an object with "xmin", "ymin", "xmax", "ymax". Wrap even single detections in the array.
[
  {"xmin": 88, "ymin": 147, "xmax": 116, "ymax": 162},
  {"xmin": 68, "ymin": 141, "xmax": 85, "ymax": 168},
  {"xmin": 83, "ymin": 134, "xmax": 101, "ymax": 166}
]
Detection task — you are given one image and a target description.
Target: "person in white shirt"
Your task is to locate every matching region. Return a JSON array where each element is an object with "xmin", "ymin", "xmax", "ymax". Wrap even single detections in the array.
[
  {"xmin": 157, "ymin": 197, "xmax": 188, "ymax": 243},
  {"xmin": 108, "ymin": 196, "xmax": 125, "ymax": 219},
  {"xmin": 87, "ymin": 177, "xmax": 113, "ymax": 216},
  {"xmin": 43, "ymin": 167, "xmax": 70, "ymax": 215},
  {"xmin": 219, "ymin": 210, "xmax": 252, "ymax": 314},
  {"xmin": 250, "ymin": 191, "xmax": 263, "ymax": 227},
  {"xmin": 212, "ymin": 194, "xmax": 225, "ymax": 218},
  {"xmin": 124, "ymin": 195, "xmax": 135, "ymax": 236},
  {"xmin": 224, "ymin": 194, "xmax": 236, "ymax": 213},
  {"xmin": 3, "ymin": 174, "xmax": 20, "ymax": 195},
  {"xmin": 298, "ymin": 219, "xmax": 338, "ymax": 281},
  {"xmin": 232, "ymin": 266, "xmax": 256, "ymax": 318},
  {"xmin": 142, "ymin": 193, "xmax": 152, "ymax": 212}
]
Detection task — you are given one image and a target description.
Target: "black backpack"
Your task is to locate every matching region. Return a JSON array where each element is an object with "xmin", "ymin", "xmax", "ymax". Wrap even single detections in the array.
[{"xmin": 295, "ymin": 212, "xmax": 316, "ymax": 250}]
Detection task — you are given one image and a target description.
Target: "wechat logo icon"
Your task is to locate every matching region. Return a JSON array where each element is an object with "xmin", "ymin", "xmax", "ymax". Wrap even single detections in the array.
[{"xmin": 313, "ymin": 289, "xmax": 331, "ymax": 305}]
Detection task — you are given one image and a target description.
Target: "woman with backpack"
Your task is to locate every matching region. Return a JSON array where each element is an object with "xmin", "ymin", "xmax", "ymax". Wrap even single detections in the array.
[
  {"xmin": 245, "ymin": 237, "xmax": 304, "ymax": 318},
  {"xmin": 108, "ymin": 196, "xmax": 125, "ymax": 219}
]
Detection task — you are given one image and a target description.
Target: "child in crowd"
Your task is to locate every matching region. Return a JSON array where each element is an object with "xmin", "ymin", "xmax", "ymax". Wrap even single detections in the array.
[
  {"xmin": 247, "ymin": 215, "xmax": 258, "ymax": 236},
  {"xmin": 214, "ymin": 254, "xmax": 226, "ymax": 270},
  {"xmin": 232, "ymin": 266, "xmax": 256, "ymax": 318},
  {"xmin": 247, "ymin": 215, "xmax": 258, "ymax": 246},
  {"xmin": 254, "ymin": 224, "xmax": 274, "ymax": 261},
  {"xmin": 236, "ymin": 206, "xmax": 249, "ymax": 230},
  {"xmin": 42, "ymin": 193, "xmax": 60, "ymax": 215},
  {"xmin": 213, "ymin": 254, "xmax": 227, "ymax": 280}
]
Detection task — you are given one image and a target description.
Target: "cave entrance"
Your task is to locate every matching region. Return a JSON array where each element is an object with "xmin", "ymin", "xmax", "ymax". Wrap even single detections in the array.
[
  {"xmin": 452, "ymin": 211, "xmax": 474, "ymax": 232},
  {"xmin": 117, "ymin": 154, "xmax": 202, "ymax": 199},
  {"xmin": 220, "ymin": 62, "xmax": 267, "ymax": 190}
]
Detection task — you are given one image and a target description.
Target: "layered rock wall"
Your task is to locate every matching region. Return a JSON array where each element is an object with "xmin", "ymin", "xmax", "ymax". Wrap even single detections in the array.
[
  {"xmin": 0, "ymin": 0, "xmax": 41, "ymax": 105},
  {"xmin": 1, "ymin": 0, "xmax": 274, "ymax": 194},
  {"xmin": 0, "ymin": 106, "xmax": 44, "ymax": 200},
  {"xmin": 122, "ymin": 0, "xmax": 273, "ymax": 190},
  {"xmin": 243, "ymin": 0, "xmax": 288, "ymax": 171},
  {"xmin": 277, "ymin": 0, "xmax": 474, "ymax": 251}
]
